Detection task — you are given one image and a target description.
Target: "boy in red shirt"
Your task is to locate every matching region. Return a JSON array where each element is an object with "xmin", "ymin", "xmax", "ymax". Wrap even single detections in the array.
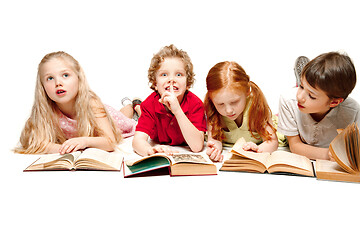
[{"xmin": 132, "ymin": 45, "xmax": 206, "ymax": 156}]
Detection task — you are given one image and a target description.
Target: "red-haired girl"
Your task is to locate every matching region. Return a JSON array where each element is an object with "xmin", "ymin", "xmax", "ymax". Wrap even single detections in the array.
[{"xmin": 204, "ymin": 61, "xmax": 278, "ymax": 161}]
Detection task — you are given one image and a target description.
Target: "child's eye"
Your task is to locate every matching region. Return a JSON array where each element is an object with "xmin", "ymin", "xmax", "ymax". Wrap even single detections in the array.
[
  {"xmin": 176, "ymin": 73, "xmax": 182, "ymax": 77},
  {"xmin": 63, "ymin": 73, "xmax": 69, "ymax": 78},
  {"xmin": 47, "ymin": 76, "xmax": 54, "ymax": 81},
  {"xmin": 309, "ymin": 94, "xmax": 316, "ymax": 100},
  {"xmin": 160, "ymin": 73, "xmax": 167, "ymax": 77}
]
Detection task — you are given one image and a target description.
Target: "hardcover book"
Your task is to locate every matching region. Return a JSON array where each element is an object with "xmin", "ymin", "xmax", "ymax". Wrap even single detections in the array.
[{"xmin": 123, "ymin": 153, "xmax": 217, "ymax": 177}]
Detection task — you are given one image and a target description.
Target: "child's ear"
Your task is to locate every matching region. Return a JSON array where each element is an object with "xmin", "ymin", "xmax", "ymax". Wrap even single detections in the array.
[{"xmin": 329, "ymin": 98, "xmax": 344, "ymax": 108}]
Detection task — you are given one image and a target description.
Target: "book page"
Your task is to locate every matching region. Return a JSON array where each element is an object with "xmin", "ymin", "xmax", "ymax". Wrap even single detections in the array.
[
  {"xmin": 222, "ymin": 153, "xmax": 267, "ymax": 173},
  {"xmin": 76, "ymin": 148, "xmax": 123, "ymax": 170},
  {"xmin": 316, "ymin": 159, "xmax": 360, "ymax": 183},
  {"xmin": 171, "ymin": 153, "xmax": 213, "ymax": 165},
  {"xmin": 344, "ymin": 124, "xmax": 357, "ymax": 171},
  {"xmin": 24, "ymin": 151, "xmax": 82, "ymax": 171},
  {"xmin": 39, "ymin": 151, "xmax": 81, "ymax": 164},
  {"xmin": 355, "ymin": 124, "xmax": 360, "ymax": 171},
  {"xmin": 329, "ymin": 126, "xmax": 356, "ymax": 174},
  {"xmin": 231, "ymin": 137, "xmax": 271, "ymax": 168},
  {"xmin": 345, "ymin": 123, "xmax": 360, "ymax": 171},
  {"xmin": 267, "ymin": 151, "xmax": 313, "ymax": 171},
  {"xmin": 316, "ymin": 159, "xmax": 347, "ymax": 174}
]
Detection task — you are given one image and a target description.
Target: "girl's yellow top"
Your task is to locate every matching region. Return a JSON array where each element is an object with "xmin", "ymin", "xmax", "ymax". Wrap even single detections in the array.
[{"xmin": 221, "ymin": 97, "xmax": 287, "ymax": 147}]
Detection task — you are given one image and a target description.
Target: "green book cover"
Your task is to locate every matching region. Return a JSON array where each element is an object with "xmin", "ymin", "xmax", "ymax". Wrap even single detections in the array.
[{"xmin": 125, "ymin": 156, "xmax": 170, "ymax": 176}]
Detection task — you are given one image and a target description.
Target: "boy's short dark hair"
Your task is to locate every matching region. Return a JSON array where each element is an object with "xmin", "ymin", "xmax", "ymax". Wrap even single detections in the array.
[{"xmin": 301, "ymin": 52, "xmax": 356, "ymax": 99}]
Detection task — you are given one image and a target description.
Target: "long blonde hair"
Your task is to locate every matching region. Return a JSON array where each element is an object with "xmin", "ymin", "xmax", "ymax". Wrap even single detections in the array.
[
  {"xmin": 15, "ymin": 51, "xmax": 122, "ymax": 154},
  {"xmin": 204, "ymin": 61, "xmax": 275, "ymax": 142}
]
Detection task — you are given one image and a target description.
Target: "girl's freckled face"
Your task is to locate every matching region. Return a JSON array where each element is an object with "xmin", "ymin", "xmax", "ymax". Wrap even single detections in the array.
[{"xmin": 211, "ymin": 88, "xmax": 248, "ymax": 121}]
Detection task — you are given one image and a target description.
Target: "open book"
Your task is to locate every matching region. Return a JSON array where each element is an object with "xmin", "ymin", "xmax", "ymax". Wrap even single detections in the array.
[
  {"xmin": 316, "ymin": 123, "xmax": 360, "ymax": 182},
  {"xmin": 24, "ymin": 148, "xmax": 123, "ymax": 171},
  {"xmin": 123, "ymin": 153, "xmax": 217, "ymax": 177},
  {"xmin": 220, "ymin": 138, "xmax": 314, "ymax": 177}
]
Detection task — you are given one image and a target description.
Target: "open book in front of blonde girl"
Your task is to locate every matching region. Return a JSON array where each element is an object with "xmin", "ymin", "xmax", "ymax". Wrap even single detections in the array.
[
  {"xmin": 15, "ymin": 51, "xmax": 138, "ymax": 154},
  {"xmin": 204, "ymin": 61, "xmax": 278, "ymax": 162}
]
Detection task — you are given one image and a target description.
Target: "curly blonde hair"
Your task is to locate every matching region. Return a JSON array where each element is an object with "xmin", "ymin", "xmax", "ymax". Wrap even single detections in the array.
[
  {"xmin": 15, "ymin": 51, "xmax": 122, "ymax": 154},
  {"xmin": 148, "ymin": 44, "xmax": 195, "ymax": 90}
]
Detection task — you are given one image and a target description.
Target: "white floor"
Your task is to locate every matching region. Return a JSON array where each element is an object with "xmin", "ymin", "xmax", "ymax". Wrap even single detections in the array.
[{"xmin": 2, "ymin": 1, "xmax": 360, "ymax": 239}]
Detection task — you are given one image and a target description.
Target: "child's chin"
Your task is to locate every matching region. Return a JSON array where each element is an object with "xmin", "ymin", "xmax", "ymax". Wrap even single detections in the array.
[
  {"xmin": 297, "ymin": 106, "xmax": 306, "ymax": 112},
  {"xmin": 226, "ymin": 114, "xmax": 238, "ymax": 120}
]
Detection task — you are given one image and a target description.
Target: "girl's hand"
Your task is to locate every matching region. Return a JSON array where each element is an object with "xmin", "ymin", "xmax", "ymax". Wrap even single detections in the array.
[
  {"xmin": 159, "ymin": 82, "xmax": 181, "ymax": 114},
  {"xmin": 206, "ymin": 141, "xmax": 223, "ymax": 162},
  {"xmin": 59, "ymin": 137, "xmax": 89, "ymax": 154},
  {"xmin": 147, "ymin": 145, "xmax": 179, "ymax": 156},
  {"xmin": 242, "ymin": 142, "xmax": 263, "ymax": 153}
]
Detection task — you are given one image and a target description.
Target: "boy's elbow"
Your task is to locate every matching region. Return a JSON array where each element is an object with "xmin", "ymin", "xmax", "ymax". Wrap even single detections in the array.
[
  {"xmin": 191, "ymin": 147, "xmax": 203, "ymax": 153},
  {"xmin": 288, "ymin": 143, "xmax": 300, "ymax": 155},
  {"xmin": 190, "ymin": 143, "xmax": 204, "ymax": 153},
  {"xmin": 191, "ymin": 133, "xmax": 205, "ymax": 153},
  {"xmin": 131, "ymin": 141, "xmax": 138, "ymax": 153}
]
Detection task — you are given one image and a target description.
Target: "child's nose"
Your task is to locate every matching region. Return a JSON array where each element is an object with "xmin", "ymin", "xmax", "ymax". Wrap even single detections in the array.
[
  {"xmin": 297, "ymin": 90, "xmax": 305, "ymax": 102},
  {"xmin": 55, "ymin": 78, "xmax": 63, "ymax": 87},
  {"xmin": 225, "ymin": 105, "xmax": 233, "ymax": 114}
]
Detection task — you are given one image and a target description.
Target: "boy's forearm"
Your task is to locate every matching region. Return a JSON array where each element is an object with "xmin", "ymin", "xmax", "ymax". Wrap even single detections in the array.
[
  {"xmin": 288, "ymin": 137, "xmax": 330, "ymax": 160},
  {"xmin": 132, "ymin": 135, "xmax": 152, "ymax": 157},
  {"xmin": 185, "ymin": 130, "xmax": 204, "ymax": 152},
  {"xmin": 132, "ymin": 141, "xmax": 149, "ymax": 157},
  {"xmin": 174, "ymin": 110, "xmax": 204, "ymax": 152}
]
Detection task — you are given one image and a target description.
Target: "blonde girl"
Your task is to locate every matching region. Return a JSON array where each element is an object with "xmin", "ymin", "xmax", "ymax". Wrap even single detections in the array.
[
  {"xmin": 16, "ymin": 51, "xmax": 136, "ymax": 154},
  {"xmin": 204, "ymin": 61, "xmax": 278, "ymax": 161}
]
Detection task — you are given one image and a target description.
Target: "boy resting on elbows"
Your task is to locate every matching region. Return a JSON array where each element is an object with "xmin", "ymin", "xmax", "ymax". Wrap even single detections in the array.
[
  {"xmin": 132, "ymin": 45, "xmax": 206, "ymax": 156},
  {"xmin": 278, "ymin": 51, "xmax": 360, "ymax": 160}
]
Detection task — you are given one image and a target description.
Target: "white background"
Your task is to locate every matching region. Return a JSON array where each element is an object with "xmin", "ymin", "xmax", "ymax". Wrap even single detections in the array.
[{"xmin": 1, "ymin": 0, "xmax": 360, "ymax": 239}]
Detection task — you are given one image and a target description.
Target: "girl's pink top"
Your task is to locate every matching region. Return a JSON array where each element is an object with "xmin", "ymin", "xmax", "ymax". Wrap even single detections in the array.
[{"xmin": 58, "ymin": 104, "xmax": 137, "ymax": 139}]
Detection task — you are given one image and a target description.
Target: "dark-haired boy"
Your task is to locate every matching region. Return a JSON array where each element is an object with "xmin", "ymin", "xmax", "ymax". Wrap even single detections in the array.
[{"xmin": 278, "ymin": 52, "xmax": 360, "ymax": 160}]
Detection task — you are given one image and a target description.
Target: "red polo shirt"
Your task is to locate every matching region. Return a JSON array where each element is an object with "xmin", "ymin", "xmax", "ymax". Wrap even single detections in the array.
[{"xmin": 136, "ymin": 91, "xmax": 207, "ymax": 146}]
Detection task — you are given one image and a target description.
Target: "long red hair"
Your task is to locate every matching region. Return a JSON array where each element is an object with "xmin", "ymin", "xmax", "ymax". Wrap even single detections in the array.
[{"xmin": 204, "ymin": 61, "xmax": 275, "ymax": 142}]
